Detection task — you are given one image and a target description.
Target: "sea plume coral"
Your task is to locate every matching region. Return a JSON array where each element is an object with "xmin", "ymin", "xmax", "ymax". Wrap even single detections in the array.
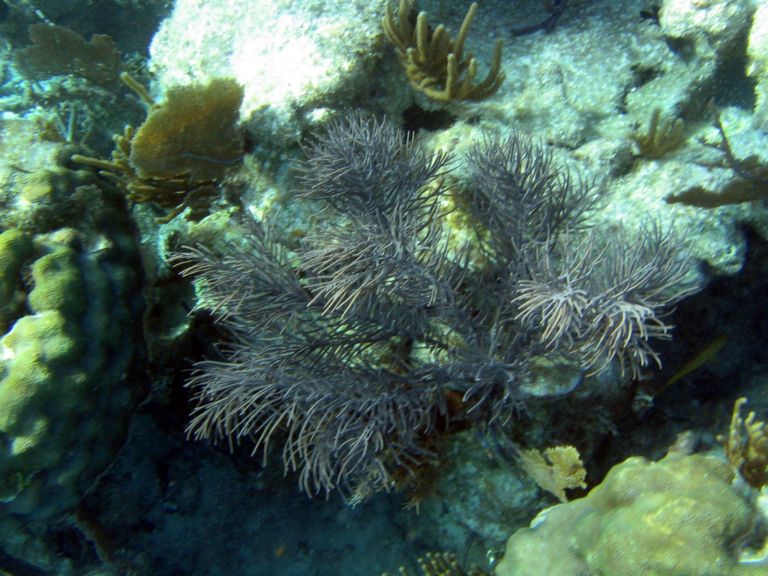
[
  {"xmin": 174, "ymin": 219, "xmax": 448, "ymax": 496},
  {"xmin": 174, "ymin": 114, "xmax": 697, "ymax": 498},
  {"xmin": 294, "ymin": 112, "xmax": 457, "ymax": 324},
  {"xmin": 464, "ymin": 130, "xmax": 595, "ymax": 259},
  {"xmin": 514, "ymin": 225, "xmax": 696, "ymax": 378},
  {"xmin": 173, "ymin": 115, "xmax": 456, "ymax": 496}
]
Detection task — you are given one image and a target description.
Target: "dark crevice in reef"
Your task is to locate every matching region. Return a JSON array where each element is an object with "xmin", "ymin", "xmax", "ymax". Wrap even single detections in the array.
[
  {"xmin": 592, "ymin": 225, "xmax": 768, "ymax": 481},
  {"xmin": 401, "ymin": 104, "xmax": 456, "ymax": 133}
]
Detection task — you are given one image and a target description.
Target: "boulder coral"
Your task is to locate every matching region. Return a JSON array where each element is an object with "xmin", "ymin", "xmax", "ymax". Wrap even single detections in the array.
[
  {"xmin": 495, "ymin": 452, "xmax": 768, "ymax": 576},
  {"xmin": 0, "ymin": 170, "xmax": 145, "ymax": 519}
]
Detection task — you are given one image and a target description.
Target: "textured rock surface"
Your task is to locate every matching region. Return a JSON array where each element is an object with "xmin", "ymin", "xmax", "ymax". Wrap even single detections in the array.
[
  {"xmin": 149, "ymin": 0, "xmax": 388, "ymax": 145},
  {"xmin": 748, "ymin": 3, "xmax": 768, "ymax": 129},
  {"xmin": 659, "ymin": 0, "xmax": 752, "ymax": 59}
]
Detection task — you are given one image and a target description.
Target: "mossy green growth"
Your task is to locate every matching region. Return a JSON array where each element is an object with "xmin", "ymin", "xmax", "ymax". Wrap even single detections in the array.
[
  {"xmin": 0, "ymin": 264, "xmax": 84, "ymax": 501},
  {"xmin": 0, "ymin": 309, "xmax": 83, "ymax": 498},
  {"xmin": 0, "ymin": 229, "xmax": 33, "ymax": 332},
  {"xmin": 27, "ymin": 247, "xmax": 85, "ymax": 316},
  {"xmin": 0, "ymin": 222, "xmax": 142, "ymax": 516},
  {"xmin": 496, "ymin": 453, "xmax": 767, "ymax": 576},
  {"xmin": 0, "ymin": 313, "xmax": 71, "ymax": 465}
]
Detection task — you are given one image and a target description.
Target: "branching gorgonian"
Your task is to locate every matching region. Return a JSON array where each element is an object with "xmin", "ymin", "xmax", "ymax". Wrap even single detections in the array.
[
  {"xmin": 174, "ymin": 115, "xmax": 699, "ymax": 499},
  {"xmin": 514, "ymin": 225, "xmax": 697, "ymax": 378}
]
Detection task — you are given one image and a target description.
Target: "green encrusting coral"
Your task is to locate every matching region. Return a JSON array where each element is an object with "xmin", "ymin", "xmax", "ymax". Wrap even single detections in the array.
[
  {"xmin": 0, "ymin": 170, "xmax": 145, "ymax": 519},
  {"xmin": 0, "ymin": 229, "xmax": 33, "ymax": 333}
]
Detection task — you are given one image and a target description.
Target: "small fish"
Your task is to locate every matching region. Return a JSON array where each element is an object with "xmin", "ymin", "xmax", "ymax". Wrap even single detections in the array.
[
  {"xmin": 665, "ymin": 334, "xmax": 728, "ymax": 387},
  {"xmin": 179, "ymin": 152, "xmax": 242, "ymax": 166}
]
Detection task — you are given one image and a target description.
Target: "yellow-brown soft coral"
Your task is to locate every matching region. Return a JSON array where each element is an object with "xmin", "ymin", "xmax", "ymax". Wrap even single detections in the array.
[
  {"xmin": 630, "ymin": 107, "xmax": 686, "ymax": 159},
  {"xmin": 718, "ymin": 397, "xmax": 768, "ymax": 489},
  {"xmin": 382, "ymin": 1, "xmax": 504, "ymax": 102},
  {"xmin": 13, "ymin": 23, "xmax": 122, "ymax": 87},
  {"xmin": 73, "ymin": 74, "xmax": 244, "ymax": 222}
]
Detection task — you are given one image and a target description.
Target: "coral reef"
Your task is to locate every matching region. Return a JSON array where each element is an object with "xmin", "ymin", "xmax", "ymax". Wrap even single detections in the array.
[
  {"xmin": 496, "ymin": 451, "xmax": 768, "ymax": 576},
  {"xmin": 4, "ymin": 0, "xmax": 768, "ymax": 573}
]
